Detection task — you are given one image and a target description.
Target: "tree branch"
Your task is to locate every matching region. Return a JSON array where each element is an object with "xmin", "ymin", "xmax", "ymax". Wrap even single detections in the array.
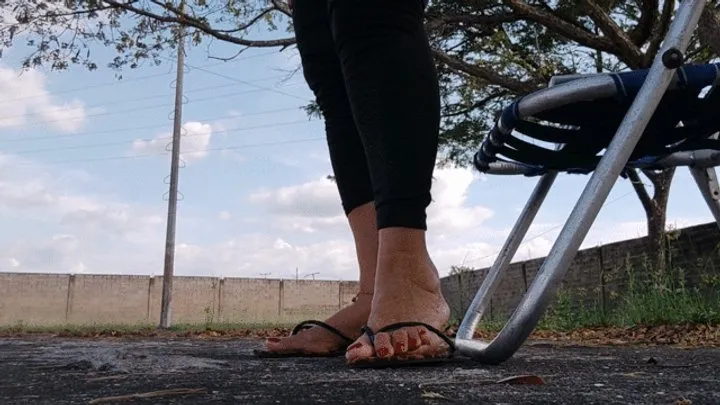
[
  {"xmin": 425, "ymin": 12, "xmax": 519, "ymax": 28},
  {"xmin": 698, "ymin": 3, "xmax": 720, "ymax": 57},
  {"xmin": 214, "ymin": 8, "xmax": 275, "ymax": 34},
  {"xmin": 579, "ymin": 0, "xmax": 644, "ymax": 68},
  {"xmin": 100, "ymin": 0, "xmax": 296, "ymax": 48},
  {"xmin": 629, "ymin": 0, "xmax": 659, "ymax": 46},
  {"xmin": 503, "ymin": 0, "xmax": 619, "ymax": 55},
  {"xmin": 644, "ymin": 0, "xmax": 675, "ymax": 66},
  {"xmin": 431, "ymin": 49, "xmax": 539, "ymax": 94},
  {"xmin": 444, "ymin": 90, "xmax": 509, "ymax": 117},
  {"xmin": 270, "ymin": 0, "xmax": 293, "ymax": 17},
  {"xmin": 627, "ymin": 169, "xmax": 656, "ymax": 213}
]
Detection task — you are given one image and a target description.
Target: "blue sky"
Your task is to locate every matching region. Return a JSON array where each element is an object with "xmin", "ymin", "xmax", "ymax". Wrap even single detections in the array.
[{"xmin": 0, "ymin": 13, "xmax": 715, "ymax": 281}]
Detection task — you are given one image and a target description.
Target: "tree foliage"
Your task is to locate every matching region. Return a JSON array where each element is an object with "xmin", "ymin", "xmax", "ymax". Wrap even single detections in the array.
[
  {"xmin": 0, "ymin": 0, "xmax": 295, "ymax": 73},
  {"xmin": 2, "ymin": 0, "xmax": 720, "ymax": 268},
  {"xmin": 426, "ymin": 0, "xmax": 719, "ymax": 165}
]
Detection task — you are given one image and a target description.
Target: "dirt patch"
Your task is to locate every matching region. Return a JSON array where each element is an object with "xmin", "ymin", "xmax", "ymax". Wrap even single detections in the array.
[{"xmin": 4, "ymin": 323, "xmax": 718, "ymax": 348}]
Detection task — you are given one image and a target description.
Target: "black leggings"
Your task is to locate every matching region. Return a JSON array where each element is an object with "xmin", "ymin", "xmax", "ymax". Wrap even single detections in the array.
[{"xmin": 292, "ymin": 0, "xmax": 440, "ymax": 230}]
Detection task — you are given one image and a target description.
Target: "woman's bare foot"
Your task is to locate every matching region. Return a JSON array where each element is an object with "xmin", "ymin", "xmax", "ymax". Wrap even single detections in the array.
[
  {"xmin": 261, "ymin": 292, "xmax": 372, "ymax": 355},
  {"xmin": 345, "ymin": 228, "xmax": 451, "ymax": 365},
  {"xmin": 261, "ymin": 203, "xmax": 379, "ymax": 356}
]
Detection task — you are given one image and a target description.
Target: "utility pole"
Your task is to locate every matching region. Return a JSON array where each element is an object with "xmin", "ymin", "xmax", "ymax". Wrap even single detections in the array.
[
  {"xmin": 305, "ymin": 272, "xmax": 320, "ymax": 280},
  {"xmin": 159, "ymin": 9, "xmax": 186, "ymax": 330},
  {"xmin": 295, "ymin": 267, "xmax": 299, "ymax": 280}
]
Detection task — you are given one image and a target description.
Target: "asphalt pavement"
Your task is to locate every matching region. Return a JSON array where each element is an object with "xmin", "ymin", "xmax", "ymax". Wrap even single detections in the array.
[{"xmin": 1, "ymin": 336, "xmax": 718, "ymax": 404}]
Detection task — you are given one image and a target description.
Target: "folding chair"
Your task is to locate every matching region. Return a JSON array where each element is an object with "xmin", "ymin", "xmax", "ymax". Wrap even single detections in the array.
[{"xmin": 454, "ymin": 0, "xmax": 718, "ymax": 365}]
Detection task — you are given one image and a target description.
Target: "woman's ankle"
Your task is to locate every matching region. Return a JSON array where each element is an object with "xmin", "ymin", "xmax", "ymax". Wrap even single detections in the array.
[
  {"xmin": 377, "ymin": 227, "xmax": 429, "ymax": 255},
  {"xmin": 352, "ymin": 291, "xmax": 374, "ymax": 303},
  {"xmin": 374, "ymin": 251, "xmax": 442, "ymax": 295}
]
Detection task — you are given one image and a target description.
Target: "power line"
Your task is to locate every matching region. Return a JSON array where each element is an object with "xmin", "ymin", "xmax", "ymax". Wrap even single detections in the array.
[
  {"xmin": 0, "ymin": 49, "xmax": 282, "ymax": 105},
  {"xmin": 170, "ymin": 58, "xmax": 308, "ymax": 102},
  {"xmin": 14, "ymin": 136, "xmax": 325, "ymax": 165},
  {"xmin": 9, "ymin": 119, "xmax": 317, "ymax": 156},
  {"xmin": 0, "ymin": 106, "xmax": 306, "ymax": 143},
  {"xmin": 0, "ymin": 73, "xmax": 295, "ymax": 121},
  {"xmin": 0, "ymin": 83, "xmax": 309, "ymax": 129}
]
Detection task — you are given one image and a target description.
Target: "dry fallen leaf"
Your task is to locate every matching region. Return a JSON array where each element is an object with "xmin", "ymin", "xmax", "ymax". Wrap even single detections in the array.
[
  {"xmin": 496, "ymin": 375, "xmax": 545, "ymax": 385},
  {"xmin": 420, "ymin": 391, "xmax": 449, "ymax": 400}
]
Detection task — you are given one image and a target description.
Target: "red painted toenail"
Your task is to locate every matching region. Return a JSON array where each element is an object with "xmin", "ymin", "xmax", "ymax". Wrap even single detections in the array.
[
  {"xmin": 395, "ymin": 343, "xmax": 406, "ymax": 353},
  {"xmin": 347, "ymin": 343, "xmax": 363, "ymax": 351},
  {"xmin": 267, "ymin": 337, "xmax": 281, "ymax": 343},
  {"xmin": 377, "ymin": 348, "xmax": 389, "ymax": 357},
  {"xmin": 419, "ymin": 329, "xmax": 427, "ymax": 335}
]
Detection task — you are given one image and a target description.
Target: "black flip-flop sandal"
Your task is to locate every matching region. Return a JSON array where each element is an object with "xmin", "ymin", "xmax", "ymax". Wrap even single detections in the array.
[
  {"xmin": 346, "ymin": 321, "xmax": 456, "ymax": 369},
  {"xmin": 253, "ymin": 320, "xmax": 355, "ymax": 358}
]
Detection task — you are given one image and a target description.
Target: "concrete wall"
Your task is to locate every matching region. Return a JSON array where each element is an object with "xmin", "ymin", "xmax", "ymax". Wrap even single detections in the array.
[
  {"xmin": 0, "ymin": 274, "xmax": 359, "ymax": 327},
  {"xmin": 441, "ymin": 221, "xmax": 720, "ymax": 320},
  {"xmin": 2, "ymin": 222, "xmax": 718, "ymax": 327}
]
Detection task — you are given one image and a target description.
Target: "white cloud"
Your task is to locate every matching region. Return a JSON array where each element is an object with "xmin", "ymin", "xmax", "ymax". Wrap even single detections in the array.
[
  {"xmin": 244, "ymin": 165, "xmax": 498, "ymax": 273},
  {"xmin": 427, "ymin": 166, "xmax": 494, "ymax": 238},
  {"xmin": 0, "ymin": 148, "xmax": 712, "ymax": 280},
  {"xmin": 248, "ymin": 176, "xmax": 345, "ymax": 233},
  {"xmin": 132, "ymin": 121, "xmax": 213, "ymax": 164},
  {"xmin": 0, "ymin": 154, "xmax": 162, "ymax": 241},
  {"xmin": 249, "ymin": 176, "xmax": 341, "ymax": 217},
  {"xmin": 0, "ymin": 65, "xmax": 87, "ymax": 132},
  {"xmin": 247, "ymin": 166, "xmax": 496, "ymax": 238},
  {"xmin": 0, "ymin": 153, "xmax": 164, "ymax": 273},
  {"xmin": 0, "ymin": 7, "xmax": 18, "ymax": 26},
  {"xmin": 174, "ymin": 235, "xmax": 357, "ymax": 280}
]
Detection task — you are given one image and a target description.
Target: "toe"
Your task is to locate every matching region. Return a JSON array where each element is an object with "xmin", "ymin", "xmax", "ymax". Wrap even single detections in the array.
[
  {"xmin": 390, "ymin": 329, "xmax": 409, "ymax": 355},
  {"xmin": 372, "ymin": 332, "xmax": 394, "ymax": 359},
  {"xmin": 407, "ymin": 326, "xmax": 450, "ymax": 358},
  {"xmin": 424, "ymin": 327, "xmax": 450, "ymax": 349},
  {"xmin": 406, "ymin": 328, "xmax": 422, "ymax": 351},
  {"xmin": 418, "ymin": 326, "xmax": 433, "ymax": 346},
  {"xmin": 345, "ymin": 333, "xmax": 375, "ymax": 363},
  {"xmin": 264, "ymin": 337, "xmax": 286, "ymax": 351}
]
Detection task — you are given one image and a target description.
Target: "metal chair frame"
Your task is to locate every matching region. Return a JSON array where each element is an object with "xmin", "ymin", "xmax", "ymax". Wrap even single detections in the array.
[{"xmin": 454, "ymin": 0, "xmax": 713, "ymax": 365}]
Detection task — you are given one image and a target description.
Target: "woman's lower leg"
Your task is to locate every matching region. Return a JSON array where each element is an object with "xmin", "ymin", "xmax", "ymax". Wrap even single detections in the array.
[
  {"xmin": 262, "ymin": 0, "xmax": 380, "ymax": 354},
  {"xmin": 327, "ymin": 0, "xmax": 451, "ymax": 362}
]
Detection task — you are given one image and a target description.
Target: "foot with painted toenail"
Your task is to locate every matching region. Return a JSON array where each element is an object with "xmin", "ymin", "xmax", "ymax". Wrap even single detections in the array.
[{"xmin": 345, "ymin": 228, "xmax": 455, "ymax": 368}]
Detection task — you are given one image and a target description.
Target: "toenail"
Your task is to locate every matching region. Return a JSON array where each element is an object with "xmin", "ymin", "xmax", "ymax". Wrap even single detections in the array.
[
  {"xmin": 395, "ymin": 343, "xmax": 406, "ymax": 353},
  {"xmin": 267, "ymin": 337, "xmax": 281, "ymax": 343},
  {"xmin": 377, "ymin": 348, "xmax": 390, "ymax": 357},
  {"xmin": 419, "ymin": 329, "xmax": 427, "ymax": 335},
  {"xmin": 347, "ymin": 343, "xmax": 363, "ymax": 351}
]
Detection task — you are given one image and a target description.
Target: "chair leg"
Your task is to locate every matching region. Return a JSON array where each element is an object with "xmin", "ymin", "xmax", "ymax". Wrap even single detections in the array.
[
  {"xmin": 455, "ymin": 172, "xmax": 557, "ymax": 344},
  {"xmin": 454, "ymin": 0, "xmax": 706, "ymax": 365},
  {"xmin": 689, "ymin": 166, "xmax": 720, "ymax": 227}
]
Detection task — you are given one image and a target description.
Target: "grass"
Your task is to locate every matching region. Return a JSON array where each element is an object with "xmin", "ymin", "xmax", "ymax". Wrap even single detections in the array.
[
  {"xmin": 467, "ymin": 254, "xmax": 720, "ymax": 334},
  {"xmin": 0, "ymin": 321, "xmax": 298, "ymax": 337}
]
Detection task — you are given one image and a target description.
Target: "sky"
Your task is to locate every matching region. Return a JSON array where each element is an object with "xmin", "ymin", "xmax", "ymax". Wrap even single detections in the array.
[{"xmin": 0, "ymin": 13, "xmax": 715, "ymax": 281}]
